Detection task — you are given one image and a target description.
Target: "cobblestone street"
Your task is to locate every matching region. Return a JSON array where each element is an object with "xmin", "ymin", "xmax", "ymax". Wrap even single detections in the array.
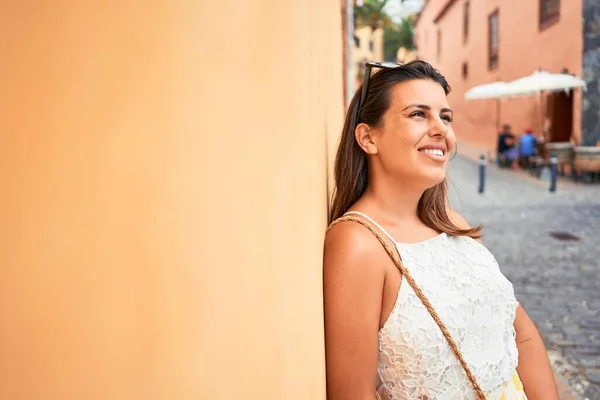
[{"xmin": 448, "ymin": 156, "xmax": 600, "ymax": 400}]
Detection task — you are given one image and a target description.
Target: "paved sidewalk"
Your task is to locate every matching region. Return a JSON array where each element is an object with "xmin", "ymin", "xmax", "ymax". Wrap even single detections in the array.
[{"xmin": 448, "ymin": 156, "xmax": 600, "ymax": 400}]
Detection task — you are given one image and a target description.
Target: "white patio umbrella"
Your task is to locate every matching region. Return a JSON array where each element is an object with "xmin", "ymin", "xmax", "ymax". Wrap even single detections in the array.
[
  {"xmin": 504, "ymin": 70, "xmax": 587, "ymax": 97},
  {"xmin": 464, "ymin": 81, "xmax": 510, "ymax": 100},
  {"xmin": 463, "ymin": 71, "xmax": 587, "ymax": 138},
  {"xmin": 503, "ymin": 70, "xmax": 587, "ymax": 140}
]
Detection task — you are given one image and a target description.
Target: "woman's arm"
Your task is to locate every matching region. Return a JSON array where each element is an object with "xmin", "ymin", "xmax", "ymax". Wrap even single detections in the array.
[
  {"xmin": 323, "ymin": 221, "xmax": 388, "ymax": 400},
  {"xmin": 514, "ymin": 305, "xmax": 558, "ymax": 400}
]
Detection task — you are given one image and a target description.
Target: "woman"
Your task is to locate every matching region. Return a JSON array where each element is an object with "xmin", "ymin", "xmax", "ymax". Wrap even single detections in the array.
[{"xmin": 323, "ymin": 61, "xmax": 558, "ymax": 400}]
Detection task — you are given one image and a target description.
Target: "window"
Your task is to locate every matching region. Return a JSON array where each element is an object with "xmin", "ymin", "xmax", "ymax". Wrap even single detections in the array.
[
  {"xmin": 369, "ymin": 39, "xmax": 374, "ymax": 52},
  {"xmin": 353, "ymin": 35, "xmax": 360, "ymax": 48},
  {"xmin": 462, "ymin": 62, "xmax": 468, "ymax": 80},
  {"xmin": 488, "ymin": 10, "xmax": 499, "ymax": 70},
  {"xmin": 540, "ymin": 0, "xmax": 560, "ymax": 28},
  {"xmin": 463, "ymin": 0, "xmax": 470, "ymax": 43},
  {"xmin": 437, "ymin": 29, "xmax": 441, "ymax": 60}
]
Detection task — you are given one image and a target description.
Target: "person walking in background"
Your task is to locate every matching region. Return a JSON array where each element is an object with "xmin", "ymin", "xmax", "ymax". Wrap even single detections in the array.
[
  {"xmin": 519, "ymin": 128, "xmax": 537, "ymax": 168},
  {"xmin": 497, "ymin": 124, "xmax": 518, "ymax": 168},
  {"xmin": 324, "ymin": 61, "xmax": 558, "ymax": 400}
]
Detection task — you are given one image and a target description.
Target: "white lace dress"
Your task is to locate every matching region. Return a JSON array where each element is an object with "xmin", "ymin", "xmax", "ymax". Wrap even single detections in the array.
[{"xmin": 344, "ymin": 212, "xmax": 526, "ymax": 400}]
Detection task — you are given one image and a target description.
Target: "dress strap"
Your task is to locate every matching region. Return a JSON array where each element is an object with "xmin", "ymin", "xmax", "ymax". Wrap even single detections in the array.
[{"xmin": 343, "ymin": 211, "xmax": 397, "ymax": 244}]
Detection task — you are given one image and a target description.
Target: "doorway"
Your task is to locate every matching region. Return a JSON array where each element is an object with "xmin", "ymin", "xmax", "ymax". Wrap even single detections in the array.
[{"xmin": 546, "ymin": 91, "xmax": 573, "ymax": 142}]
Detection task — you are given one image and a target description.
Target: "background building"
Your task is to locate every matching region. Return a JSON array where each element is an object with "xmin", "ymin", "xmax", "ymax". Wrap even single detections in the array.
[
  {"xmin": 414, "ymin": 0, "xmax": 598, "ymax": 158},
  {"xmin": 353, "ymin": 25, "xmax": 385, "ymax": 87}
]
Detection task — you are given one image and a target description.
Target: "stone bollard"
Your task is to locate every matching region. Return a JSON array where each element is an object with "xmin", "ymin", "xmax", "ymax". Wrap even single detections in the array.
[
  {"xmin": 478, "ymin": 155, "xmax": 486, "ymax": 194},
  {"xmin": 549, "ymin": 153, "xmax": 558, "ymax": 193}
]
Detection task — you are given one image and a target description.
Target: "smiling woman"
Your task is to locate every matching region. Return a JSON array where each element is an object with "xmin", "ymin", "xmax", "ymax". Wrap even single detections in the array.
[
  {"xmin": 324, "ymin": 61, "xmax": 558, "ymax": 400},
  {"xmin": 329, "ymin": 61, "xmax": 465, "ymax": 231}
]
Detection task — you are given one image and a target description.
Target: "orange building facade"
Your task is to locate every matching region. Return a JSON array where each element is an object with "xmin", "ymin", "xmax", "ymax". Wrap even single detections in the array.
[
  {"xmin": 415, "ymin": 0, "xmax": 584, "ymax": 158},
  {"xmin": 0, "ymin": 1, "xmax": 344, "ymax": 399}
]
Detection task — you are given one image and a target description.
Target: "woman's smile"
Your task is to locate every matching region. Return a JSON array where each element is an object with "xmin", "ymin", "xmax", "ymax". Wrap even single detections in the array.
[{"xmin": 417, "ymin": 144, "xmax": 447, "ymax": 163}]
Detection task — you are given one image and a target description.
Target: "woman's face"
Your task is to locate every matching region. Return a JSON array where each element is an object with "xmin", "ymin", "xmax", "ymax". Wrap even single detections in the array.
[{"xmin": 363, "ymin": 79, "xmax": 456, "ymax": 189}]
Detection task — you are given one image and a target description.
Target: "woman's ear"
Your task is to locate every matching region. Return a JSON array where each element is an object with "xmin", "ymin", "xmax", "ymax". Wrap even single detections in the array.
[{"xmin": 355, "ymin": 123, "xmax": 378, "ymax": 155}]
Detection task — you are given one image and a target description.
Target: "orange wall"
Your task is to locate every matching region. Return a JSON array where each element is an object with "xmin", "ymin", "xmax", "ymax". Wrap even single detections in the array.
[
  {"xmin": 415, "ymin": 0, "xmax": 583, "ymax": 153},
  {"xmin": 0, "ymin": 2, "xmax": 343, "ymax": 399}
]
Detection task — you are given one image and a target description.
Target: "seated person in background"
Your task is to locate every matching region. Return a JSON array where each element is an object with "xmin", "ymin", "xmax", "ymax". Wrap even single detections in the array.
[
  {"xmin": 497, "ymin": 124, "xmax": 517, "ymax": 167},
  {"xmin": 519, "ymin": 128, "xmax": 537, "ymax": 167}
]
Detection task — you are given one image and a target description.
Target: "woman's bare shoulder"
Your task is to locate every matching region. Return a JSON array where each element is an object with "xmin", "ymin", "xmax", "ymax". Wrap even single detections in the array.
[
  {"xmin": 324, "ymin": 219, "xmax": 389, "ymax": 277},
  {"xmin": 326, "ymin": 219, "xmax": 378, "ymax": 251}
]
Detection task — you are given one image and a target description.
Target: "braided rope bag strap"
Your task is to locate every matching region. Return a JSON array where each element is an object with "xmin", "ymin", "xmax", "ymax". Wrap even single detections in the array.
[{"xmin": 328, "ymin": 215, "xmax": 487, "ymax": 400}]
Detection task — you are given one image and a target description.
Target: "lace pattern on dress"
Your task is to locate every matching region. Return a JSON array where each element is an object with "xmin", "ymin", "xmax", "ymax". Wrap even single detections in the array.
[{"xmin": 377, "ymin": 233, "xmax": 519, "ymax": 400}]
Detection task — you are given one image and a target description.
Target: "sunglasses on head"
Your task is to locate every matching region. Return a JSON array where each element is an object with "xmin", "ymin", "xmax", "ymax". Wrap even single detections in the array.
[{"xmin": 356, "ymin": 61, "xmax": 404, "ymax": 125}]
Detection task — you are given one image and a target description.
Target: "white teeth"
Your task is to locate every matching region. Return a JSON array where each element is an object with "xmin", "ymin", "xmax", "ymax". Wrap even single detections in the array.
[{"xmin": 420, "ymin": 149, "xmax": 444, "ymax": 157}]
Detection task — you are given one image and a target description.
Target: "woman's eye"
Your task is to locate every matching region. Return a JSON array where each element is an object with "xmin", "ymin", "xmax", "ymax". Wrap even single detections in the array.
[
  {"xmin": 441, "ymin": 115, "xmax": 454, "ymax": 123},
  {"xmin": 410, "ymin": 111, "xmax": 426, "ymax": 118}
]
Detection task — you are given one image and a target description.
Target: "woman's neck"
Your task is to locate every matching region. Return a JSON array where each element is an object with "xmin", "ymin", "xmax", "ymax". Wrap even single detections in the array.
[{"xmin": 359, "ymin": 177, "xmax": 424, "ymax": 222}]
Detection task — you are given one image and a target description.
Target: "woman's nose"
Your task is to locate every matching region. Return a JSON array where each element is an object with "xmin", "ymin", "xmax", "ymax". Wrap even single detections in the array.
[{"xmin": 428, "ymin": 119, "xmax": 448, "ymax": 138}]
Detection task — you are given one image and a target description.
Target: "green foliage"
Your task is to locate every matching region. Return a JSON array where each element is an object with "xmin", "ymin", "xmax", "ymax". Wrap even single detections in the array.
[
  {"xmin": 383, "ymin": 16, "xmax": 415, "ymax": 61},
  {"xmin": 398, "ymin": 16, "xmax": 415, "ymax": 49},
  {"xmin": 353, "ymin": 0, "xmax": 393, "ymax": 31}
]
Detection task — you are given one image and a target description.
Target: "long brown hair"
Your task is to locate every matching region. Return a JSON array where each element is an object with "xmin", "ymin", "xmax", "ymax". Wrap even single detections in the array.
[{"xmin": 329, "ymin": 60, "xmax": 481, "ymax": 239}]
